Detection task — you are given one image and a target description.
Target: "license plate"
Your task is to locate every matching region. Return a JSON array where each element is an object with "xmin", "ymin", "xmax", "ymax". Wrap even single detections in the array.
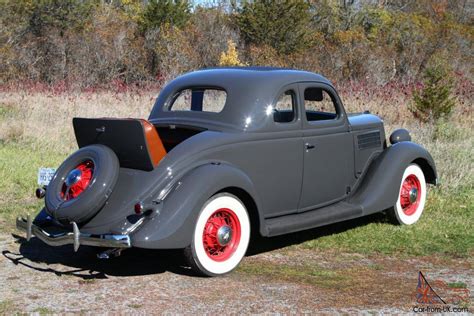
[{"xmin": 38, "ymin": 168, "xmax": 56, "ymax": 186}]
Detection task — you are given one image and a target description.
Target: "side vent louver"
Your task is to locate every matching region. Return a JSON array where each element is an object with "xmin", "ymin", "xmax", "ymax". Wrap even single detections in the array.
[{"xmin": 358, "ymin": 131, "xmax": 381, "ymax": 150}]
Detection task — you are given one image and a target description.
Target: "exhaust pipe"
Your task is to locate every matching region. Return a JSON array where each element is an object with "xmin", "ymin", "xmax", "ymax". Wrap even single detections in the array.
[{"xmin": 97, "ymin": 248, "xmax": 124, "ymax": 259}]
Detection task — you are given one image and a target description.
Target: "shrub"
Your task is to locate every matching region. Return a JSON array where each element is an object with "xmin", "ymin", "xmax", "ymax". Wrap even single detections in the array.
[
  {"xmin": 234, "ymin": 0, "xmax": 313, "ymax": 54},
  {"xmin": 77, "ymin": 4, "xmax": 149, "ymax": 86},
  {"xmin": 332, "ymin": 28, "xmax": 371, "ymax": 80},
  {"xmin": 219, "ymin": 40, "xmax": 244, "ymax": 66},
  {"xmin": 411, "ymin": 63, "xmax": 456, "ymax": 122},
  {"xmin": 0, "ymin": 0, "xmax": 96, "ymax": 84},
  {"xmin": 247, "ymin": 44, "xmax": 286, "ymax": 68},
  {"xmin": 23, "ymin": 0, "xmax": 95, "ymax": 36},
  {"xmin": 310, "ymin": 0, "xmax": 343, "ymax": 36},
  {"xmin": 140, "ymin": 0, "xmax": 191, "ymax": 32},
  {"xmin": 151, "ymin": 24, "xmax": 200, "ymax": 82},
  {"xmin": 189, "ymin": 7, "xmax": 239, "ymax": 68}
]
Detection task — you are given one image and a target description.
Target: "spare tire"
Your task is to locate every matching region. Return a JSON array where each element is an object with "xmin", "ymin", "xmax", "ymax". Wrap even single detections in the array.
[{"xmin": 45, "ymin": 144, "xmax": 119, "ymax": 224}]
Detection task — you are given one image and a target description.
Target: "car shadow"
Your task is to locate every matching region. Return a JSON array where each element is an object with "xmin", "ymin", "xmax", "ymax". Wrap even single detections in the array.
[
  {"xmin": 3, "ymin": 236, "xmax": 194, "ymax": 280},
  {"xmin": 247, "ymin": 211, "xmax": 389, "ymax": 255},
  {"xmin": 3, "ymin": 212, "xmax": 389, "ymax": 279}
]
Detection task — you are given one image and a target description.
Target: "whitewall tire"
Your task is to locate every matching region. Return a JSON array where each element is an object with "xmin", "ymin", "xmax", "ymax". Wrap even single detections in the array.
[
  {"xmin": 184, "ymin": 193, "xmax": 250, "ymax": 276},
  {"xmin": 390, "ymin": 164, "xmax": 427, "ymax": 225}
]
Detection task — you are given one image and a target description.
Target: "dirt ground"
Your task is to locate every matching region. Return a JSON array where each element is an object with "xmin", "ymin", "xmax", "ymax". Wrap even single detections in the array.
[{"xmin": 0, "ymin": 231, "xmax": 472, "ymax": 314}]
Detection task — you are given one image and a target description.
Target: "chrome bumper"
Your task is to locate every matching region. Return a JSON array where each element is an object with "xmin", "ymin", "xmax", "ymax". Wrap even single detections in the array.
[{"xmin": 16, "ymin": 215, "xmax": 131, "ymax": 252}]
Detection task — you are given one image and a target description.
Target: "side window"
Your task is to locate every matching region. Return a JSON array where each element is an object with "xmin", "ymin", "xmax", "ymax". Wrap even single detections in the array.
[
  {"xmin": 202, "ymin": 89, "xmax": 227, "ymax": 112},
  {"xmin": 171, "ymin": 89, "xmax": 192, "ymax": 111},
  {"xmin": 169, "ymin": 88, "xmax": 226, "ymax": 113},
  {"xmin": 304, "ymin": 88, "xmax": 337, "ymax": 121},
  {"xmin": 273, "ymin": 90, "xmax": 296, "ymax": 123}
]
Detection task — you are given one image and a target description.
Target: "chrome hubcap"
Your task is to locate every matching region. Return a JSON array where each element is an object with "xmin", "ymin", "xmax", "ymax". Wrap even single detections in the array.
[
  {"xmin": 217, "ymin": 225, "xmax": 232, "ymax": 246},
  {"xmin": 65, "ymin": 169, "xmax": 82, "ymax": 187},
  {"xmin": 409, "ymin": 188, "xmax": 418, "ymax": 204}
]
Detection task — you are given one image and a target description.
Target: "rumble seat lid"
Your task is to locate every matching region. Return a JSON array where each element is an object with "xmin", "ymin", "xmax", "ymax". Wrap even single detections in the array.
[{"xmin": 73, "ymin": 117, "xmax": 166, "ymax": 171}]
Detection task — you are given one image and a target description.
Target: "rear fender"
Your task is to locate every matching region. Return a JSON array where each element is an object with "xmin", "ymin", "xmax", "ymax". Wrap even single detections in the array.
[
  {"xmin": 349, "ymin": 141, "xmax": 437, "ymax": 215},
  {"xmin": 131, "ymin": 163, "xmax": 263, "ymax": 249}
]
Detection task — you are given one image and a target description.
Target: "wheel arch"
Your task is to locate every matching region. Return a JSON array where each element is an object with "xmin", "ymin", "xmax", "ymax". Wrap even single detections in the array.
[
  {"xmin": 131, "ymin": 162, "xmax": 265, "ymax": 249},
  {"xmin": 216, "ymin": 186, "xmax": 262, "ymax": 239},
  {"xmin": 349, "ymin": 141, "xmax": 437, "ymax": 215},
  {"xmin": 412, "ymin": 157, "xmax": 437, "ymax": 185}
]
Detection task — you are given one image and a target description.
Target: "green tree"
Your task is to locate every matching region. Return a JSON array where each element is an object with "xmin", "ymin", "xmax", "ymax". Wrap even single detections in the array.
[
  {"xmin": 411, "ymin": 63, "xmax": 456, "ymax": 122},
  {"xmin": 140, "ymin": 0, "xmax": 191, "ymax": 32},
  {"xmin": 27, "ymin": 0, "xmax": 94, "ymax": 36},
  {"xmin": 234, "ymin": 0, "xmax": 313, "ymax": 54}
]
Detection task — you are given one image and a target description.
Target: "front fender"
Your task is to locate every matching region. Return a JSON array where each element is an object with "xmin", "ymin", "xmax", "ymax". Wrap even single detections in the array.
[
  {"xmin": 131, "ymin": 163, "xmax": 262, "ymax": 249},
  {"xmin": 349, "ymin": 141, "xmax": 437, "ymax": 215}
]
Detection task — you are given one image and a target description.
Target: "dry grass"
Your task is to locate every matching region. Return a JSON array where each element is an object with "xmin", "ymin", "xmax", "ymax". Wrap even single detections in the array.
[
  {"xmin": 0, "ymin": 91, "xmax": 156, "ymax": 153},
  {"xmin": 0, "ymin": 89, "xmax": 471, "ymax": 191}
]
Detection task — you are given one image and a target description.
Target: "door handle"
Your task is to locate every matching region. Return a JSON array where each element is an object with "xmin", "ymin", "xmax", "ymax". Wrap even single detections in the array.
[{"xmin": 305, "ymin": 143, "xmax": 315, "ymax": 150}]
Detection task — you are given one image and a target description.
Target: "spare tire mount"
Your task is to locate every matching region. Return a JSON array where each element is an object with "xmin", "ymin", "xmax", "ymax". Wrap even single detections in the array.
[{"xmin": 45, "ymin": 144, "xmax": 119, "ymax": 225}]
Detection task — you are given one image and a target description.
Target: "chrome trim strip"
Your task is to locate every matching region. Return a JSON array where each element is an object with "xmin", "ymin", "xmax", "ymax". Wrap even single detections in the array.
[
  {"xmin": 16, "ymin": 216, "xmax": 131, "ymax": 251},
  {"xmin": 124, "ymin": 217, "xmax": 145, "ymax": 234}
]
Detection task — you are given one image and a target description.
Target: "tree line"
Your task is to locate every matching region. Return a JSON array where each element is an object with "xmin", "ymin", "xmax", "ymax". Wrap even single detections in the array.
[{"xmin": 0, "ymin": 0, "xmax": 472, "ymax": 89}]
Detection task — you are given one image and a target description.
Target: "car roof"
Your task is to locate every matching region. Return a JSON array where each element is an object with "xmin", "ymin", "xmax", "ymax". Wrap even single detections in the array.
[
  {"xmin": 176, "ymin": 66, "xmax": 331, "ymax": 86},
  {"xmin": 149, "ymin": 67, "xmax": 333, "ymax": 131}
]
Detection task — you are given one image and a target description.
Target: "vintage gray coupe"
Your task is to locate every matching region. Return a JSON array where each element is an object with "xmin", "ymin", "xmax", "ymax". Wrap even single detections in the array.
[{"xmin": 17, "ymin": 67, "xmax": 437, "ymax": 276}]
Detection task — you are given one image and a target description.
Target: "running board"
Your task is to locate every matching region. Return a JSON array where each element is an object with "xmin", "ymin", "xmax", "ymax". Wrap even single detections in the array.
[{"xmin": 264, "ymin": 201, "xmax": 363, "ymax": 237}]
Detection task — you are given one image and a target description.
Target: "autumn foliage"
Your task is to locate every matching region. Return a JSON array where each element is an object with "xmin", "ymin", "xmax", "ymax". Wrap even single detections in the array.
[{"xmin": 0, "ymin": 0, "xmax": 472, "ymax": 90}]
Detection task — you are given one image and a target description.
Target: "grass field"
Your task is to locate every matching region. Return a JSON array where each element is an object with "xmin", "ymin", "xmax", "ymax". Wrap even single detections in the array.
[{"xmin": 0, "ymin": 90, "xmax": 472, "ymax": 258}]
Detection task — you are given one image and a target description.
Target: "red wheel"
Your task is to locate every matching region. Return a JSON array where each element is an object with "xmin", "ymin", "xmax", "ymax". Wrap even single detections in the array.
[
  {"xmin": 391, "ymin": 164, "xmax": 427, "ymax": 225},
  {"xmin": 185, "ymin": 193, "xmax": 250, "ymax": 276},
  {"xmin": 202, "ymin": 208, "xmax": 242, "ymax": 262},
  {"xmin": 60, "ymin": 160, "xmax": 94, "ymax": 200},
  {"xmin": 45, "ymin": 144, "xmax": 119, "ymax": 224},
  {"xmin": 399, "ymin": 174, "xmax": 421, "ymax": 216}
]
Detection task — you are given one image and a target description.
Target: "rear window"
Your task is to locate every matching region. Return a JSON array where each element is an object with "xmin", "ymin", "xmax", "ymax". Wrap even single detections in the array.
[{"xmin": 168, "ymin": 88, "xmax": 226, "ymax": 113}]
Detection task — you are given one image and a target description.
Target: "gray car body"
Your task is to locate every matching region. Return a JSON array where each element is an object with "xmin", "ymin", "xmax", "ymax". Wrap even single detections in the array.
[{"xmin": 65, "ymin": 67, "xmax": 437, "ymax": 249}]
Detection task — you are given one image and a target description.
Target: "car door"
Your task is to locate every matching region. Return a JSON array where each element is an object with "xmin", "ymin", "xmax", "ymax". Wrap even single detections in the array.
[
  {"xmin": 251, "ymin": 84, "xmax": 304, "ymax": 218},
  {"xmin": 297, "ymin": 82, "xmax": 354, "ymax": 212}
]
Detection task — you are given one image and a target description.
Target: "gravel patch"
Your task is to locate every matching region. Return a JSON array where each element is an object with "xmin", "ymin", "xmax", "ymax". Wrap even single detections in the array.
[{"xmin": 0, "ymin": 232, "xmax": 471, "ymax": 314}]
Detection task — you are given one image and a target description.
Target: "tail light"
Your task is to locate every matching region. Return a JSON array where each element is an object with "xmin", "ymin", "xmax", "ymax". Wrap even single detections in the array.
[{"xmin": 134, "ymin": 202, "xmax": 144, "ymax": 215}]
